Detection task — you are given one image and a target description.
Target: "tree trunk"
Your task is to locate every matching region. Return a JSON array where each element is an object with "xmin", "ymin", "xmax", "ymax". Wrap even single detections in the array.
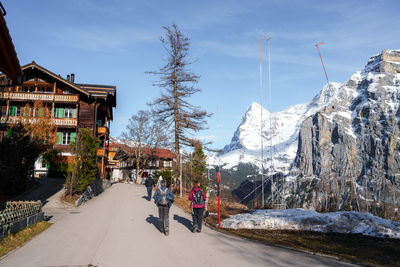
[{"xmin": 136, "ymin": 160, "xmax": 141, "ymax": 184}]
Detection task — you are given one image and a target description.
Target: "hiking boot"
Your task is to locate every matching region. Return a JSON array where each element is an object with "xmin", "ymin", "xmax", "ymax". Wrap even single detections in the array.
[
  {"xmin": 192, "ymin": 225, "xmax": 198, "ymax": 233},
  {"xmin": 197, "ymin": 228, "xmax": 201, "ymax": 233},
  {"xmin": 165, "ymin": 227, "xmax": 169, "ymax": 236}
]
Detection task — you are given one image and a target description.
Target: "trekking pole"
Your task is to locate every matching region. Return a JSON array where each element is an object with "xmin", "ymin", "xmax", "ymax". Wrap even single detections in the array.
[{"xmin": 216, "ymin": 166, "xmax": 221, "ymax": 229}]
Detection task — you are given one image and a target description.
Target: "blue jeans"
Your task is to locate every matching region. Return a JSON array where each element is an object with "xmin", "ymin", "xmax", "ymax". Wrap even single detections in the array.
[{"xmin": 147, "ymin": 186, "xmax": 152, "ymax": 200}]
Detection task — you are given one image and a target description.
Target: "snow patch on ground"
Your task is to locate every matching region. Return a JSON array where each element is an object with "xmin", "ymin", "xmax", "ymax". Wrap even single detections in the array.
[{"xmin": 221, "ymin": 209, "xmax": 400, "ymax": 239}]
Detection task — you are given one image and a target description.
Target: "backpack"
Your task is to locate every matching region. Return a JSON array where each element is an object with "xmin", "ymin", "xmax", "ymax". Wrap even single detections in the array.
[
  {"xmin": 193, "ymin": 190, "xmax": 204, "ymax": 205},
  {"xmin": 145, "ymin": 177, "xmax": 153, "ymax": 187},
  {"xmin": 159, "ymin": 188, "xmax": 168, "ymax": 206}
]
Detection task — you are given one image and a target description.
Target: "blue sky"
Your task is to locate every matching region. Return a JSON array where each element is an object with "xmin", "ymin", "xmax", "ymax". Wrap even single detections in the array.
[{"xmin": 4, "ymin": 0, "xmax": 400, "ymax": 150}]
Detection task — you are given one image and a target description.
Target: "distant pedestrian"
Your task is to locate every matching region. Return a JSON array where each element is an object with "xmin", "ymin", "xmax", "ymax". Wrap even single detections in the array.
[
  {"xmin": 155, "ymin": 175, "xmax": 163, "ymax": 189},
  {"xmin": 144, "ymin": 175, "xmax": 154, "ymax": 201},
  {"xmin": 153, "ymin": 180, "xmax": 174, "ymax": 236},
  {"xmin": 189, "ymin": 181, "xmax": 206, "ymax": 233}
]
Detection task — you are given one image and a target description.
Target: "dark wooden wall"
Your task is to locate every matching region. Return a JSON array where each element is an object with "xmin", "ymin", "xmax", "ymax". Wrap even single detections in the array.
[{"xmin": 78, "ymin": 100, "xmax": 95, "ymax": 132}]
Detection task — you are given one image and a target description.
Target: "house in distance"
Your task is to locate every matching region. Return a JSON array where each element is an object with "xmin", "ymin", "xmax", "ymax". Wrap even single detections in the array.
[{"xmin": 112, "ymin": 143, "xmax": 176, "ymax": 183}]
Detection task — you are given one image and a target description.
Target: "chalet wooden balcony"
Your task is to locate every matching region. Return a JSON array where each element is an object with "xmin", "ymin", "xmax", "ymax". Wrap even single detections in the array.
[
  {"xmin": 96, "ymin": 148, "xmax": 108, "ymax": 157},
  {"xmin": 0, "ymin": 116, "xmax": 77, "ymax": 126},
  {"xmin": 97, "ymin": 125, "xmax": 109, "ymax": 136},
  {"xmin": 0, "ymin": 91, "xmax": 78, "ymax": 103}
]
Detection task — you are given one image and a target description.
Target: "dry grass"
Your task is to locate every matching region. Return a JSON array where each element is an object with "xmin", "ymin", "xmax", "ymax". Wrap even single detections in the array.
[
  {"xmin": 62, "ymin": 194, "xmax": 80, "ymax": 206},
  {"xmin": 174, "ymin": 192, "xmax": 400, "ymax": 267},
  {"xmin": 227, "ymin": 229, "xmax": 400, "ymax": 267},
  {"xmin": 0, "ymin": 221, "xmax": 51, "ymax": 258}
]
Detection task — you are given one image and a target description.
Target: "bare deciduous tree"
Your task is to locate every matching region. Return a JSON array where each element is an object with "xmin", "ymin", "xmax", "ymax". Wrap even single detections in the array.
[{"xmin": 122, "ymin": 110, "xmax": 168, "ymax": 184}]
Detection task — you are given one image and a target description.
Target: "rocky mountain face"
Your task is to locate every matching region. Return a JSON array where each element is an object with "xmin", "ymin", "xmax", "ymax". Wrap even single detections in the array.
[{"xmin": 285, "ymin": 50, "xmax": 400, "ymax": 220}]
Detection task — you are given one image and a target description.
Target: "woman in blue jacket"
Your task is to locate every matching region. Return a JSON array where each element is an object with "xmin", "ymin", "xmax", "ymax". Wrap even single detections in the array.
[{"xmin": 153, "ymin": 180, "xmax": 174, "ymax": 236}]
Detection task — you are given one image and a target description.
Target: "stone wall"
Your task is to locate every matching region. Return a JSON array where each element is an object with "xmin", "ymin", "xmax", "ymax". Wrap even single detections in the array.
[{"xmin": 75, "ymin": 179, "xmax": 111, "ymax": 206}]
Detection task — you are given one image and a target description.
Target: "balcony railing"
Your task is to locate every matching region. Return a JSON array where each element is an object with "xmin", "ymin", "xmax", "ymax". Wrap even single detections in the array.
[
  {"xmin": 0, "ymin": 116, "xmax": 77, "ymax": 126},
  {"xmin": 0, "ymin": 92, "xmax": 78, "ymax": 102},
  {"xmin": 97, "ymin": 126, "xmax": 109, "ymax": 136},
  {"xmin": 96, "ymin": 148, "xmax": 108, "ymax": 157},
  {"xmin": 52, "ymin": 118, "xmax": 78, "ymax": 126}
]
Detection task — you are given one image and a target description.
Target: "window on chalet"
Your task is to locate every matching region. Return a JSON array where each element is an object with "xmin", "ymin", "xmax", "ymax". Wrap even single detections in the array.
[
  {"xmin": 54, "ymin": 107, "xmax": 76, "ymax": 118},
  {"xmin": 37, "ymin": 85, "xmax": 53, "ymax": 93},
  {"xmin": 64, "ymin": 108, "xmax": 74, "ymax": 118},
  {"xmin": 57, "ymin": 131, "xmax": 76, "ymax": 145},
  {"xmin": 8, "ymin": 105, "xmax": 22, "ymax": 116},
  {"xmin": 15, "ymin": 106, "xmax": 21, "ymax": 116},
  {"xmin": 149, "ymin": 160, "xmax": 159, "ymax": 167},
  {"xmin": 97, "ymin": 119, "xmax": 105, "ymax": 126},
  {"xmin": 164, "ymin": 161, "xmax": 172, "ymax": 168},
  {"xmin": 21, "ymin": 85, "xmax": 35, "ymax": 92},
  {"xmin": 31, "ymin": 107, "xmax": 49, "ymax": 117},
  {"xmin": 22, "ymin": 105, "xmax": 31, "ymax": 116}
]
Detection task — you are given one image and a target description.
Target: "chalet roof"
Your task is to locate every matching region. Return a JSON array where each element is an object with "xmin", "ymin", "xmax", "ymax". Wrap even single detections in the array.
[
  {"xmin": 148, "ymin": 148, "xmax": 176, "ymax": 159},
  {"xmin": 0, "ymin": 4, "xmax": 22, "ymax": 79},
  {"xmin": 76, "ymin": 83, "xmax": 116, "ymax": 107},
  {"xmin": 19, "ymin": 61, "xmax": 90, "ymax": 96},
  {"xmin": 0, "ymin": 61, "xmax": 117, "ymax": 107},
  {"xmin": 113, "ymin": 144, "xmax": 176, "ymax": 160}
]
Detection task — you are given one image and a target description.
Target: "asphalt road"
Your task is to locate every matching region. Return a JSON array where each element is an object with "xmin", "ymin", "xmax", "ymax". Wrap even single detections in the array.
[{"xmin": 0, "ymin": 183, "xmax": 358, "ymax": 267}]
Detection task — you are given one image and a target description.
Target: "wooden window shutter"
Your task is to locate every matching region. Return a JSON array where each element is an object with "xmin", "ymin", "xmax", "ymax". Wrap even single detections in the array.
[
  {"xmin": 58, "ymin": 108, "xmax": 64, "ymax": 118},
  {"xmin": 71, "ymin": 132, "xmax": 76, "ymax": 143},
  {"xmin": 57, "ymin": 132, "xmax": 62, "ymax": 145}
]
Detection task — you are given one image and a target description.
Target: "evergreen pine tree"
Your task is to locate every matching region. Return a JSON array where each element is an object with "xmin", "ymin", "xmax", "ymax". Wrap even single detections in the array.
[{"xmin": 68, "ymin": 128, "xmax": 99, "ymax": 194}]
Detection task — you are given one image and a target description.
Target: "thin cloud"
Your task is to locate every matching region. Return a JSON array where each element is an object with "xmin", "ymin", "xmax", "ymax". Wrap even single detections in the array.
[{"xmin": 51, "ymin": 25, "xmax": 157, "ymax": 52}]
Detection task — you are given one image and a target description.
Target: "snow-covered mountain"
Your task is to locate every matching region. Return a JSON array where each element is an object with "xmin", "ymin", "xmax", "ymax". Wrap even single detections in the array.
[
  {"xmin": 231, "ymin": 49, "xmax": 400, "ymax": 220},
  {"xmin": 214, "ymin": 81, "xmax": 341, "ymax": 172},
  {"xmin": 109, "ymin": 136, "xmax": 137, "ymax": 147}
]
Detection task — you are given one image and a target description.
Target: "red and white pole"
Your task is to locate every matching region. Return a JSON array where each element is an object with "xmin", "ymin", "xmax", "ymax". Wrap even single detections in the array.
[{"xmin": 216, "ymin": 166, "xmax": 221, "ymax": 229}]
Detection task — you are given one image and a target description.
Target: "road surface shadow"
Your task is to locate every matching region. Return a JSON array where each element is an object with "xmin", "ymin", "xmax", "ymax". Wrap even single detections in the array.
[
  {"xmin": 173, "ymin": 214, "xmax": 192, "ymax": 231},
  {"xmin": 13, "ymin": 178, "xmax": 65, "ymax": 206},
  {"xmin": 146, "ymin": 214, "xmax": 161, "ymax": 232}
]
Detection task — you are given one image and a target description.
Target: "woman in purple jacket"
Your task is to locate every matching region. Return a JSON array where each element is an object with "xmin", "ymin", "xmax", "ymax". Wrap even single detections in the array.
[{"xmin": 189, "ymin": 181, "xmax": 206, "ymax": 233}]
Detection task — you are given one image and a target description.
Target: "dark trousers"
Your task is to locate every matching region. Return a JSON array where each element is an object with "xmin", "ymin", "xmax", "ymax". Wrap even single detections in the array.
[
  {"xmin": 158, "ymin": 205, "xmax": 170, "ymax": 231},
  {"xmin": 146, "ymin": 186, "xmax": 152, "ymax": 200},
  {"xmin": 192, "ymin": 208, "xmax": 204, "ymax": 230}
]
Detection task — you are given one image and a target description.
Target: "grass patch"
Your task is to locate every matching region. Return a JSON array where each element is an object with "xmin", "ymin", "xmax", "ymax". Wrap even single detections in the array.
[
  {"xmin": 226, "ymin": 229, "xmax": 400, "ymax": 267},
  {"xmin": 174, "ymin": 192, "xmax": 400, "ymax": 267},
  {"xmin": 0, "ymin": 221, "xmax": 51, "ymax": 258}
]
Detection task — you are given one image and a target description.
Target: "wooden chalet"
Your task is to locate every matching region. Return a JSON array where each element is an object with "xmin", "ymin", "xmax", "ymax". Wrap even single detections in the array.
[
  {"xmin": 113, "ymin": 144, "xmax": 176, "ymax": 183},
  {"xmin": 0, "ymin": 62, "xmax": 116, "ymax": 178}
]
